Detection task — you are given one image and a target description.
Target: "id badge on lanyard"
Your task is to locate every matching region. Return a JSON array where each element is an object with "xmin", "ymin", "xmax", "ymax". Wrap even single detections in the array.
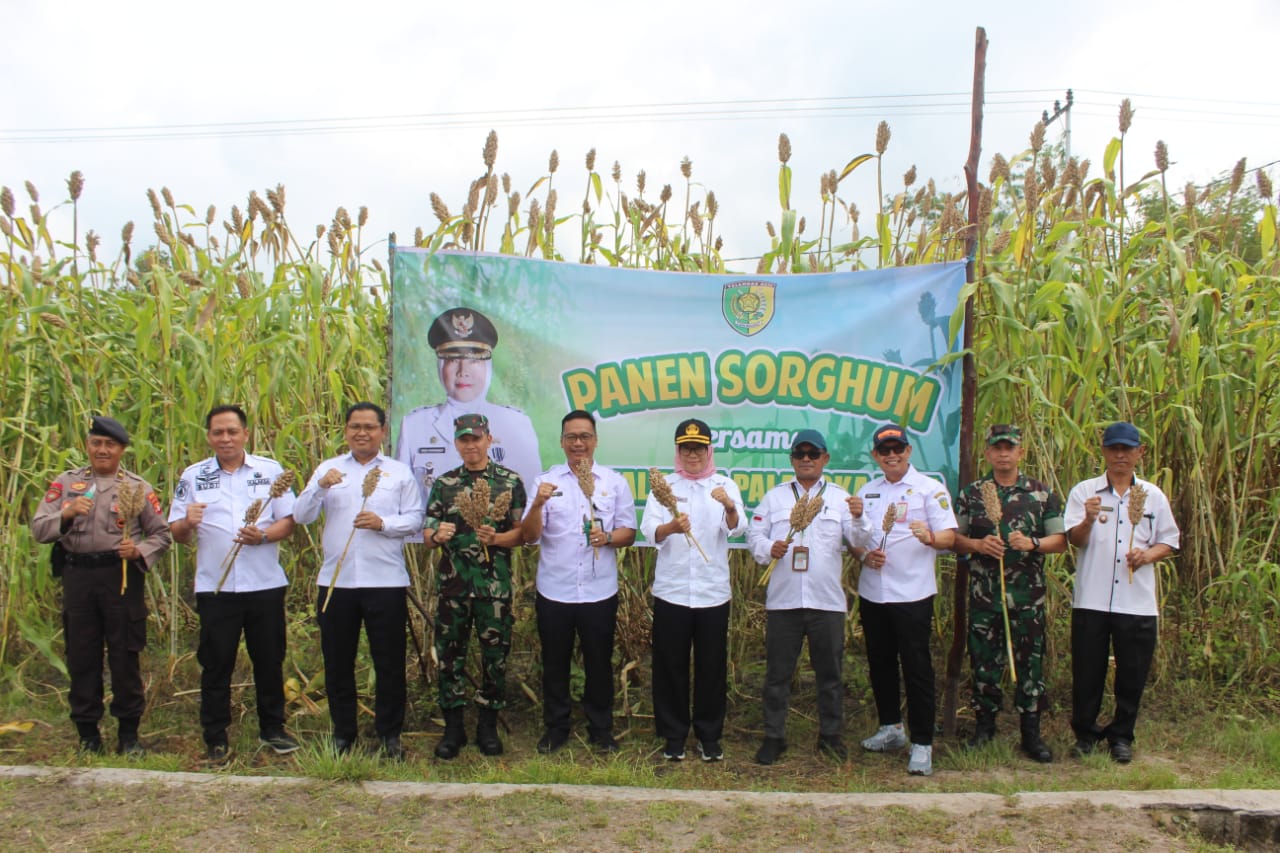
[{"xmin": 789, "ymin": 481, "xmax": 825, "ymax": 572}]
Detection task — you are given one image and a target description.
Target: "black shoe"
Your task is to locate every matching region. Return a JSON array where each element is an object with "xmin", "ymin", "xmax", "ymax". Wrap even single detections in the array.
[
  {"xmin": 967, "ymin": 712, "xmax": 997, "ymax": 749},
  {"xmin": 381, "ymin": 735, "xmax": 405, "ymax": 761},
  {"xmin": 662, "ymin": 738, "xmax": 686, "ymax": 761},
  {"xmin": 117, "ymin": 738, "xmax": 146, "ymax": 757},
  {"xmin": 817, "ymin": 734, "xmax": 849, "ymax": 761},
  {"xmin": 589, "ymin": 733, "xmax": 619, "ymax": 754},
  {"xmin": 1109, "ymin": 739, "xmax": 1133, "ymax": 764},
  {"xmin": 1019, "ymin": 713, "xmax": 1053, "ymax": 763},
  {"xmin": 1070, "ymin": 737, "xmax": 1098, "ymax": 758},
  {"xmin": 332, "ymin": 736, "xmax": 355, "ymax": 755},
  {"xmin": 260, "ymin": 730, "xmax": 301, "ymax": 755},
  {"xmin": 536, "ymin": 729, "xmax": 568, "ymax": 755},
  {"xmin": 434, "ymin": 708, "xmax": 468, "ymax": 760},
  {"xmin": 206, "ymin": 743, "xmax": 231, "ymax": 764},
  {"xmin": 475, "ymin": 708, "xmax": 504, "ymax": 757},
  {"xmin": 78, "ymin": 735, "xmax": 104, "ymax": 755},
  {"xmin": 697, "ymin": 740, "xmax": 723, "ymax": 762},
  {"xmin": 755, "ymin": 737, "xmax": 787, "ymax": 766}
]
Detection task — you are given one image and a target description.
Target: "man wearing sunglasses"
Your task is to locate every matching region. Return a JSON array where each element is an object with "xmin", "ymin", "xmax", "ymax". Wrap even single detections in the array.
[
  {"xmin": 747, "ymin": 429, "xmax": 870, "ymax": 765},
  {"xmin": 852, "ymin": 424, "xmax": 957, "ymax": 776}
]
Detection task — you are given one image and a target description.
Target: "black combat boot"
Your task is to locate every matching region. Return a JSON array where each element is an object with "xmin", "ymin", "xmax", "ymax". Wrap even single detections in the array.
[
  {"xmin": 967, "ymin": 711, "xmax": 996, "ymax": 749},
  {"xmin": 475, "ymin": 707, "xmax": 504, "ymax": 756},
  {"xmin": 434, "ymin": 707, "xmax": 467, "ymax": 760},
  {"xmin": 1020, "ymin": 712, "xmax": 1053, "ymax": 763}
]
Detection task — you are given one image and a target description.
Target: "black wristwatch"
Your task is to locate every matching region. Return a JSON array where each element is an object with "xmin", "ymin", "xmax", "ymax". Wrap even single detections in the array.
[{"xmin": 1030, "ymin": 536, "xmax": 1040, "ymax": 552}]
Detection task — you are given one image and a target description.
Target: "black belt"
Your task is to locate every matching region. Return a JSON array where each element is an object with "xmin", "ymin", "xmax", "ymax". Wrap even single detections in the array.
[{"xmin": 64, "ymin": 550, "xmax": 125, "ymax": 567}]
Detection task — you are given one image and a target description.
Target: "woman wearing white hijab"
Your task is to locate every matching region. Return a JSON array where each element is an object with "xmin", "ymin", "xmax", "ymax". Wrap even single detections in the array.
[
  {"xmin": 396, "ymin": 307, "xmax": 541, "ymax": 501},
  {"xmin": 640, "ymin": 418, "xmax": 745, "ymax": 762}
]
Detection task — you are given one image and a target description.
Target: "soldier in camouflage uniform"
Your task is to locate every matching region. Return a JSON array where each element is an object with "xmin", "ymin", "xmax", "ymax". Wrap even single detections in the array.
[
  {"xmin": 954, "ymin": 424, "xmax": 1067, "ymax": 762},
  {"xmin": 424, "ymin": 413, "xmax": 527, "ymax": 758}
]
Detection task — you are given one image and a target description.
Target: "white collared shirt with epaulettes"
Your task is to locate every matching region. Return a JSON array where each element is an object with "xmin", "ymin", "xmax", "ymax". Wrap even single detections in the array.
[
  {"xmin": 747, "ymin": 477, "xmax": 869, "ymax": 613},
  {"xmin": 641, "ymin": 471, "xmax": 747, "ymax": 608},
  {"xmin": 170, "ymin": 453, "xmax": 296, "ymax": 593},
  {"xmin": 1064, "ymin": 473, "xmax": 1180, "ymax": 616}
]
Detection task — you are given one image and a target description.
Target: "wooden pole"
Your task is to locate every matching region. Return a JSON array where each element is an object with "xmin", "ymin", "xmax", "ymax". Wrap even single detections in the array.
[{"xmin": 942, "ymin": 25, "xmax": 987, "ymax": 737}]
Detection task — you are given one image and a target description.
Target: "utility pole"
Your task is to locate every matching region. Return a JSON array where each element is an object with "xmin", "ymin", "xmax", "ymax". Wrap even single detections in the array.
[{"xmin": 1042, "ymin": 89, "xmax": 1073, "ymax": 160}]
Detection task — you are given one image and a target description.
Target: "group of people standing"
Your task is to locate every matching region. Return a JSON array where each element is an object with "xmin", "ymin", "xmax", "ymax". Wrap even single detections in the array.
[{"xmin": 32, "ymin": 405, "xmax": 1178, "ymax": 775}]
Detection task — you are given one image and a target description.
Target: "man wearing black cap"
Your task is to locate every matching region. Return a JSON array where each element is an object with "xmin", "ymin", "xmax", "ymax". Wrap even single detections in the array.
[
  {"xmin": 953, "ymin": 424, "xmax": 1066, "ymax": 762},
  {"xmin": 423, "ymin": 413, "xmax": 527, "ymax": 759},
  {"xmin": 397, "ymin": 307, "xmax": 541, "ymax": 503},
  {"xmin": 641, "ymin": 418, "xmax": 745, "ymax": 762},
  {"xmin": 30, "ymin": 415, "xmax": 172, "ymax": 755},
  {"xmin": 1064, "ymin": 421, "xmax": 1179, "ymax": 763},
  {"xmin": 746, "ymin": 428, "xmax": 869, "ymax": 765},
  {"xmin": 852, "ymin": 424, "xmax": 957, "ymax": 776}
]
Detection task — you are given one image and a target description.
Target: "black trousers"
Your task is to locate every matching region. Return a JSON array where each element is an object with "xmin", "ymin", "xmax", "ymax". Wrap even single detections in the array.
[
  {"xmin": 316, "ymin": 586, "xmax": 406, "ymax": 741},
  {"xmin": 62, "ymin": 558, "xmax": 147, "ymax": 725},
  {"xmin": 196, "ymin": 586, "xmax": 288, "ymax": 746},
  {"xmin": 1071, "ymin": 608, "xmax": 1158, "ymax": 744},
  {"xmin": 651, "ymin": 598, "xmax": 730, "ymax": 744},
  {"xmin": 762, "ymin": 608, "xmax": 846, "ymax": 739},
  {"xmin": 535, "ymin": 593, "xmax": 617, "ymax": 738},
  {"xmin": 859, "ymin": 596, "xmax": 936, "ymax": 746}
]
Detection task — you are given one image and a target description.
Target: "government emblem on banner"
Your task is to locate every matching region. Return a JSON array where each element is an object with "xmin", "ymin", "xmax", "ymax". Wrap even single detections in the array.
[{"xmin": 722, "ymin": 280, "xmax": 775, "ymax": 337}]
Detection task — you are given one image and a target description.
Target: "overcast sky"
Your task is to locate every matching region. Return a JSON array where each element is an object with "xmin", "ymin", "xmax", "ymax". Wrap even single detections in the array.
[{"xmin": 3, "ymin": 0, "xmax": 1276, "ymax": 270}]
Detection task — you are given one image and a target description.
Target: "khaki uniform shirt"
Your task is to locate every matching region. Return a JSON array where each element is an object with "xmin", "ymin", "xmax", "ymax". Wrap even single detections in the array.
[{"xmin": 31, "ymin": 466, "xmax": 172, "ymax": 568}]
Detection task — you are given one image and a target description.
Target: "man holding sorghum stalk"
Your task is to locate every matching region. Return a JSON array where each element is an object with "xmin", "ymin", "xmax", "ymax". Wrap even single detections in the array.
[
  {"xmin": 31, "ymin": 415, "xmax": 172, "ymax": 756},
  {"xmin": 641, "ymin": 418, "xmax": 746, "ymax": 762},
  {"xmin": 423, "ymin": 413, "xmax": 527, "ymax": 760},
  {"xmin": 520, "ymin": 410, "xmax": 636, "ymax": 754},
  {"xmin": 952, "ymin": 424, "xmax": 1066, "ymax": 763},
  {"xmin": 169, "ymin": 405, "xmax": 299, "ymax": 764},
  {"xmin": 1065, "ymin": 421, "xmax": 1179, "ymax": 764},
  {"xmin": 293, "ymin": 402, "xmax": 424, "ymax": 760},
  {"xmin": 852, "ymin": 424, "xmax": 956, "ymax": 777},
  {"xmin": 747, "ymin": 428, "xmax": 869, "ymax": 766}
]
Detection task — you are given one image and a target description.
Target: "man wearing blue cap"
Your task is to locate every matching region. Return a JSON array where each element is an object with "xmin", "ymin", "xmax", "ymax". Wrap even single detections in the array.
[
  {"xmin": 747, "ymin": 428, "xmax": 869, "ymax": 765},
  {"xmin": 1064, "ymin": 421, "xmax": 1180, "ymax": 763},
  {"xmin": 30, "ymin": 415, "xmax": 172, "ymax": 756}
]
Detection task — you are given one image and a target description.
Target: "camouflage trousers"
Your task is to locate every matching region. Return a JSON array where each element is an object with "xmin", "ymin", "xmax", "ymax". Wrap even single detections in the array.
[
  {"xmin": 968, "ymin": 585, "xmax": 1046, "ymax": 716},
  {"xmin": 435, "ymin": 595, "xmax": 514, "ymax": 711}
]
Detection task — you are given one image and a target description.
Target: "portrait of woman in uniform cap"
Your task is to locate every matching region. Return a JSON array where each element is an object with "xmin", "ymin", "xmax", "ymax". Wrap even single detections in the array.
[{"xmin": 396, "ymin": 307, "xmax": 542, "ymax": 500}]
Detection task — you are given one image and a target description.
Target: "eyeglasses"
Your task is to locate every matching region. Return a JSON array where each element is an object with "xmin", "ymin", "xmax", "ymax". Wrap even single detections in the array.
[
  {"xmin": 346, "ymin": 423, "xmax": 382, "ymax": 433},
  {"xmin": 790, "ymin": 448, "xmax": 824, "ymax": 460},
  {"xmin": 561, "ymin": 432, "xmax": 596, "ymax": 444},
  {"xmin": 876, "ymin": 444, "xmax": 908, "ymax": 456},
  {"xmin": 677, "ymin": 444, "xmax": 708, "ymax": 454}
]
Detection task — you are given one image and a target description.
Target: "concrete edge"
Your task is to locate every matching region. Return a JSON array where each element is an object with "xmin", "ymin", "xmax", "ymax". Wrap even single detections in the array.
[{"xmin": 4, "ymin": 765, "xmax": 1280, "ymax": 816}]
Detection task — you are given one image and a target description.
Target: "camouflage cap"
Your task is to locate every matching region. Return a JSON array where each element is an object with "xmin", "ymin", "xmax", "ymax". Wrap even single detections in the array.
[
  {"xmin": 427, "ymin": 307, "xmax": 497, "ymax": 360},
  {"xmin": 454, "ymin": 413, "xmax": 490, "ymax": 438},
  {"xmin": 89, "ymin": 415, "xmax": 130, "ymax": 445},
  {"xmin": 985, "ymin": 424, "xmax": 1022, "ymax": 445},
  {"xmin": 674, "ymin": 418, "xmax": 712, "ymax": 446}
]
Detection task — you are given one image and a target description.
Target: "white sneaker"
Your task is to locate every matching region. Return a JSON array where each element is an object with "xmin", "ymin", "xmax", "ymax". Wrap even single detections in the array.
[
  {"xmin": 861, "ymin": 724, "xmax": 908, "ymax": 752},
  {"xmin": 908, "ymin": 743, "xmax": 933, "ymax": 776}
]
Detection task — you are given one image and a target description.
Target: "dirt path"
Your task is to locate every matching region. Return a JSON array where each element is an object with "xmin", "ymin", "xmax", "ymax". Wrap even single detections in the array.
[{"xmin": 2, "ymin": 765, "xmax": 1273, "ymax": 851}]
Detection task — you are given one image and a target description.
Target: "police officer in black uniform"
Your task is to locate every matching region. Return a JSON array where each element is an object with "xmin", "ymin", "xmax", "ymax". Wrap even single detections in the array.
[{"xmin": 31, "ymin": 416, "xmax": 172, "ymax": 754}]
